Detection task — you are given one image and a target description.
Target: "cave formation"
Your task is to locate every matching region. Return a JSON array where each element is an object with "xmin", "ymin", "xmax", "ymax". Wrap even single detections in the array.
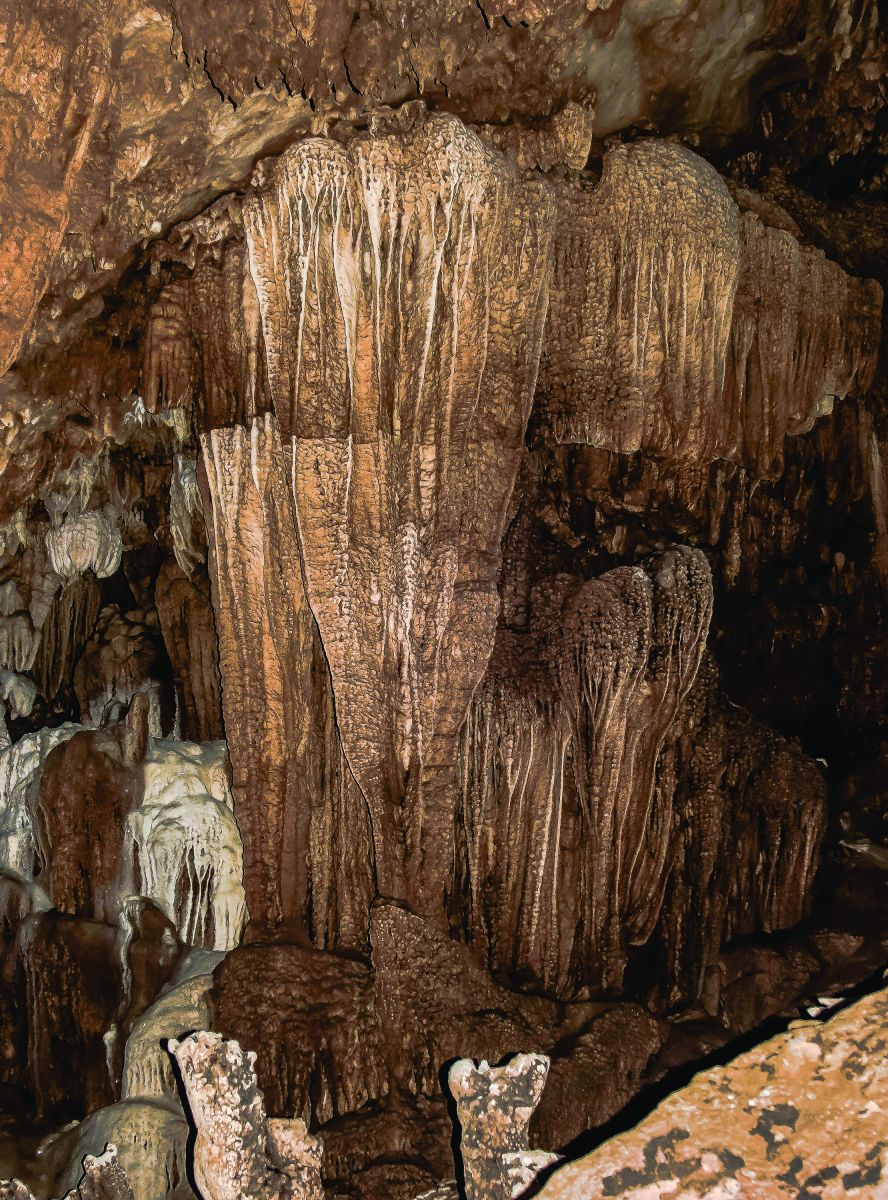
[{"xmin": 0, "ymin": 1, "xmax": 886, "ymax": 1197}]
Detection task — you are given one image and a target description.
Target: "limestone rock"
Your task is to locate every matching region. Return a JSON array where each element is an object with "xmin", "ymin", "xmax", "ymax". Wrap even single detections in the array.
[
  {"xmin": 537, "ymin": 984, "xmax": 888, "ymax": 1200},
  {"xmin": 169, "ymin": 1031, "xmax": 324, "ymax": 1200}
]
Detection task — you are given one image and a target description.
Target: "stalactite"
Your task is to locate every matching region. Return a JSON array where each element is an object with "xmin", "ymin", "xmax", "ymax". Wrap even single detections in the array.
[
  {"xmin": 458, "ymin": 547, "xmax": 712, "ymax": 996},
  {"xmin": 542, "ymin": 140, "xmax": 742, "ymax": 459},
  {"xmin": 125, "ymin": 740, "xmax": 246, "ymax": 951},
  {"xmin": 32, "ymin": 575, "xmax": 101, "ymax": 704},
  {"xmin": 141, "ymin": 282, "xmax": 196, "ymax": 415},
  {"xmin": 154, "ymin": 559, "xmax": 224, "ymax": 742},
  {"xmin": 723, "ymin": 209, "xmax": 882, "ymax": 477},
  {"xmin": 540, "ymin": 140, "xmax": 882, "ymax": 476},
  {"xmin": 34, "ymin": 698, "xmax": 149, "ymax": 924},
  {"xmin": 242, "ymin": 108, "xmax": 554, "ymax": 916},
  {"xmin": 187, "ymin": 240, "xmax": 269, "ymax": 432},
  {"xmin": 201, "ymin": 416, "xmax": 375, "ymax": 942},
  {"xmin": 45, "ymin": 512, "xmax": 123, "ymax": 581},
  {"xmin": 650, "ymin": 657, "xmax": 827, "ymax": 1011},
  {"xmin": 0, "ymin": 721, "xmax": 80, "ymax": 877},
  {"xmin": 74, "ymin": 605, "xmax": 175, "ymax": 738}
]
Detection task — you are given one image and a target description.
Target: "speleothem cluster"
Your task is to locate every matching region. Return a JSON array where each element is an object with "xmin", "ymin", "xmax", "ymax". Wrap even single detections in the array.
[{"xmin": 0, "ymin": 2, "xmax": 886, "ymax": 1198}]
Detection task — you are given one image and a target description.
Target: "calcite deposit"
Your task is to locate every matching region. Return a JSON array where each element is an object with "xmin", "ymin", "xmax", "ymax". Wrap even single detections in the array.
[{"xmin": 0, "ymin": 1, "xmax": 885, "ymax": 1197}]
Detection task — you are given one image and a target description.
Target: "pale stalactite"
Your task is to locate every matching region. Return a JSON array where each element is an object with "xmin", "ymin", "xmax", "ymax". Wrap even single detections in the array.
[
  {"xmin": 242, "ymin": 109, "xmax": 555, "ymax": 914},
  {"xmin": 0, "ymin": 722, "xmax": 81, "ymax": 877},
  {"xmin": 125, "ymin": 740, "xmax": 246, "ymax": 951},
  {"xmin": 0, "ymin": 611, "xmax": 39, "ymax": 674},
  {"xmin": 169, "ymin": 1031, "xmax": 324, "ymax": 1200},
  {"xmin": 200, "ymin": 417, "xmax": 375, "ymax": 940},
  {"xmin": 168, "ymin": 455, "xmax": 205, "ymax": 578},
  {"xmin": 45, "ymin": 510, "xmax": 123, "ymax": 581}
]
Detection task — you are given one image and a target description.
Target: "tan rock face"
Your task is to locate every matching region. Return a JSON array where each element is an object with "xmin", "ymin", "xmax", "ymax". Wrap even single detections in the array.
[
  {"xmin": 537, "ymin": 984, "xmax": 888, "ymax": 1200},
  {"xmin": 540, "ymin": 139, "xmax": 881, "ymax": 477},
  {"xmin": 0, "ymin": 0, "xmax": 113, "ymax": 375},
  {"xmin": 241, "ymin": 110, "xmax": 554, "ymax": 913},
  {"xmin": 200, "ymin": 417, "xmax": 374, "ymax": 938}
]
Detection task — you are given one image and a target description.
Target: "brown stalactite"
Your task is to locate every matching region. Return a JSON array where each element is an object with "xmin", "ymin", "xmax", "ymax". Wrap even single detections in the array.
[
  {"xmin": 457, "ymin": 547, "xmax": 714, "ymax": 996},
  {"xmin": 34, "ymin": 698, "xmax": 149, "ymax": 924},
  {"xmin": 154, "ymin": 560, "xmax": 223, "ymax": 743},
  {"xmin": 539, "ymin": 139, "xmax": 882, "ymax": 477},
  {"xmin": 200, "ymin": 417, "xmax": 374, "ymax": 940},
  {"xmin": 241, "ymin": 110, "xmax": 554, "ymax": 916}
]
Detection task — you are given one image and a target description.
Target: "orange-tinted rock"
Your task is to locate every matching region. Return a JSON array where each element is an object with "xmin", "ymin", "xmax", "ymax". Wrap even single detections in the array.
[
  {"xmin": 0, "ymin": 1, "xmax": 112, "ymax": 375},
  {"xmin": 537, "ymin": 984, "xmax": 888, "ymax": 1200}
]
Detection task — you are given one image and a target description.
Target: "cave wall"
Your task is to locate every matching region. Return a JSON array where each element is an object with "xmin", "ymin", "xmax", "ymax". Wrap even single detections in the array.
[{"xmin": 0, "ymin": 3, "xmax": 885, "ymax": 1196}]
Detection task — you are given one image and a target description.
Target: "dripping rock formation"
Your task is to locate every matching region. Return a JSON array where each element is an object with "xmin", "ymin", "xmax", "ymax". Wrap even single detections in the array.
[{"xmin": 0, "ymin": 2, "xmax": 886, "ymax": 1198}]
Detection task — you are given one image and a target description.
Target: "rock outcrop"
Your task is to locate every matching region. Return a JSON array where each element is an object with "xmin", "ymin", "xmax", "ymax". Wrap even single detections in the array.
[{"xmin": 537, "ymin": 983, "xmax": 888, "ymax": 1200}]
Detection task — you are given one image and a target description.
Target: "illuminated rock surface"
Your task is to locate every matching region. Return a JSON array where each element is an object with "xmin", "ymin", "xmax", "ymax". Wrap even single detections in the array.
[{"xmin": 0, "ymin": 3, "xmax": 885, "ymax": 1197}]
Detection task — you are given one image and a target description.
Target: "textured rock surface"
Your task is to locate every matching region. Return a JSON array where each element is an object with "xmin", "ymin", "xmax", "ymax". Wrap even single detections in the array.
[
  {"xmin": 170, "ymin": 1031, "xmax": 324, "ymax": 1200},
  {"xmin": 0, "ymin": 5, "xmax": 885, "ymax": 1198},
  {"xmin": 1, "ymin": 1143, "xmax": 134, "ymax": 1200},
  {"xmin": 242, "ymin": 109, "xmax": 553, "ymax": 916},
  {"xmin": 448, "ymin": 1054, "xmax": 555, "ymax": 1200},
  {"xmin": 537, "ymin": 983, "xmax": 888, "ymax": 1200}
]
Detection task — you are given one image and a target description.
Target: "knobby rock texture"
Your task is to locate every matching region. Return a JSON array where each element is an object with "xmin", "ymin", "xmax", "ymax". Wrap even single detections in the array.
[{"xmin": 0, "ymin": 2, "xmax": 886, "ymax": 1198}]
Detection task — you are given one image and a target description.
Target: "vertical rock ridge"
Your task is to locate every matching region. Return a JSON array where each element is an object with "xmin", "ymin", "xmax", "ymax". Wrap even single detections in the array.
[
  {"xmin": 241, "ymin": 111, "xmax": 555, "ymax": 914},
  {"xmin": 200, "ymin": 416, "xmax": 374, "ymax": 942}
]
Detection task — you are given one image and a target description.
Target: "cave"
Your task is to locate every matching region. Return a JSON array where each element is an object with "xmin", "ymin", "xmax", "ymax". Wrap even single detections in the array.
[{"xmin": 0, "ymin": 2, "xmax": 886, "ymax": 1198}]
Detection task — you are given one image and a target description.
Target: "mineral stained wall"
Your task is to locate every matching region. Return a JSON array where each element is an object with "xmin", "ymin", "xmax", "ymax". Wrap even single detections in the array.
[{"xmin": 0, "ymin": 2, "xmax": 885, "ymax": 1198}]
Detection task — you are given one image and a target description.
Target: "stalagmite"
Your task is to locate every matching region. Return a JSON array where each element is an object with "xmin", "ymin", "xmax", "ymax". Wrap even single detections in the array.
[
  {"xmin": 169, "ymin": 1031, "xmax": 324, "ymax": 1200},
  {"xmin": 448, "ymin": 1054, "xmax": 557, "ymax": 1200},
  {"xmin": 59, "ymin": 1103, "xmax": 190, "ymax": 1200},
  {"xmin": 0, "ymin": 1144, "xmax": 134, "ymax": 1200},
  {"xmin": 242, "ymin": 108, "xmax": 554, "ymax": 914}
]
